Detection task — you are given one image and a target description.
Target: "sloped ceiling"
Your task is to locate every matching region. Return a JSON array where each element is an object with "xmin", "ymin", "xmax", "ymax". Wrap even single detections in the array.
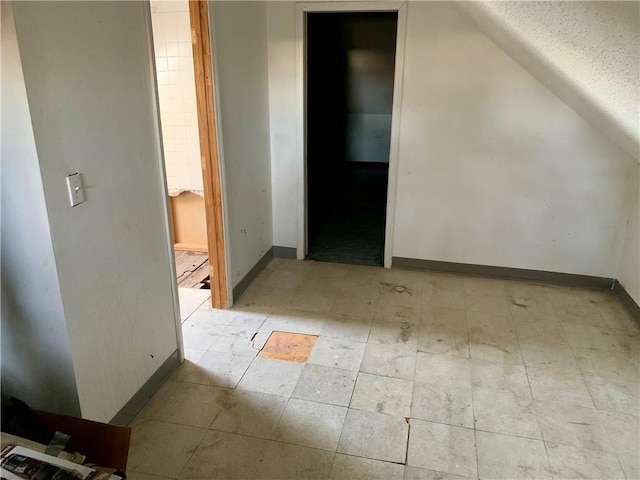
[{"xmin": 456, "ymin": 1, "xmax": 639, "ymax": 161}]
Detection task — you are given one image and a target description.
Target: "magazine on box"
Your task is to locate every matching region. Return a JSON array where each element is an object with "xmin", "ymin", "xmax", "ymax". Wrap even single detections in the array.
[{"xmin": 0, "ymin": 445, "xmax": 119, "ymax": 480}]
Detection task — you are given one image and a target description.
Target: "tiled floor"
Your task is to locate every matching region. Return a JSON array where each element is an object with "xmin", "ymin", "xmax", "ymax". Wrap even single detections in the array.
[{"xmin": 127, "ymin": 258, "xmax": 640, "ymax": 480}]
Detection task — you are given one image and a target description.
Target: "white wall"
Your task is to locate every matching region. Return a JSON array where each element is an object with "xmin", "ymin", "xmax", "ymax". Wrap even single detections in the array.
[
  {"xmin": 210, "ymin": 1, "xmax": 273, "ymax": 286},
  {"xmin": 1, "ymin": 2, "xmax": 81, "ymax": 416},
  {"xmin": 457, "ymin": 1, "xmax": 640, "ymax": 161},
  {"xmin": 267, "ymin": 2, "xmax": 638, "ymax": 279},
  {"xmin": 12, "ymin": 1, "xmax": 179, "ymax": 422},
  {"xmin": 392, "ymin": 2, "xmax": 637, "ymax": 277},
  {"xmin": 618, "ymin": 167, "xmax": 640, "ymax": 305},
  {"xmin": 267, "ymin": 2, "xmax": 298, "ymax": 248}
]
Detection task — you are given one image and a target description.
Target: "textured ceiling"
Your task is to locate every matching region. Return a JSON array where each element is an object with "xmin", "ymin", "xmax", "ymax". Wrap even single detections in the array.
[{"xmin": 456, "ymin": 1, "xmax": 639, "ymax": 161}]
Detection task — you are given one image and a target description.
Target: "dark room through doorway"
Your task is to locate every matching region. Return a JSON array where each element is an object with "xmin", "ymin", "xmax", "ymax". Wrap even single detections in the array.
[{"xmin": 306, "ymin": 12, "xmax": 398, "ymax": 266}]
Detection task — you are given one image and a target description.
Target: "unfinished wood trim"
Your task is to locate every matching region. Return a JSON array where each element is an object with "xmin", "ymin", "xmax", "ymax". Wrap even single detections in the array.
[
  {"xmin": 188, "ymin": 0, "xmax": 229, "ymax": 309},
  {"xmin": 174, "ymin": 242, "xmax": 209, "ymax": 253}
]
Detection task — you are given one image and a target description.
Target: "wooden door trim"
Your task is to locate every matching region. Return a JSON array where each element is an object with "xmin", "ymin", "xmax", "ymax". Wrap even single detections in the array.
[{"xmin": 188, "ymin": 0, "xmax": 229, "ymax": 309}]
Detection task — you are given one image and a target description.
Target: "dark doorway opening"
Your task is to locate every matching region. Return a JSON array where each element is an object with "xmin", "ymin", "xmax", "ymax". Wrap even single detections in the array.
[{"xmin": 306, "ymin": 12, "xmax": 397, "ymax": 266}]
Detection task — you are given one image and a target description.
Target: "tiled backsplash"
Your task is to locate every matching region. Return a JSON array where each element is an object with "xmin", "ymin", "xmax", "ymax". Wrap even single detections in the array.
[{"xmin": 151, "ymin": 1, "xmax": 203, "ymax": 196}]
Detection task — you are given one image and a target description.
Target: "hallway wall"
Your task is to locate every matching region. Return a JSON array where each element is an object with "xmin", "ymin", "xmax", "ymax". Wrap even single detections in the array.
[
  {"xmin": 11, "ymin": 1, "xmax": 179, "ymax": 422},
  {"xmin": 266, "ymin": 1, "xmax": 637, "ymax": 279},
  {"xmin": 1, "ymin": 2, "xmax": 81, "ymax": 416},
  {"xmin": 210, "ymin": 1, "xmax": 273, "ymax": 288}
]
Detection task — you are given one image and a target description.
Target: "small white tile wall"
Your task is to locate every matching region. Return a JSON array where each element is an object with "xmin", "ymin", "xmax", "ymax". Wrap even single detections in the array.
[{"xmin": 150, "ymin": 1, "xmax": 203, "ymax": 196}]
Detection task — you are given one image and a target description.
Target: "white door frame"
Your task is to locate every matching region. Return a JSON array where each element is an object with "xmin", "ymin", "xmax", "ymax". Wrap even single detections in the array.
[{"xmin": 295, "ymin": 1, "xmax": 407, "ymax": 268}]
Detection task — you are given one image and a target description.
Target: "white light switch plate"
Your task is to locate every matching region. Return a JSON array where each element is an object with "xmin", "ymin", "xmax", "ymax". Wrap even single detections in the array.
[{"xmin": 66, "ymin": 173, "xmax": 85, "ymax": 207}]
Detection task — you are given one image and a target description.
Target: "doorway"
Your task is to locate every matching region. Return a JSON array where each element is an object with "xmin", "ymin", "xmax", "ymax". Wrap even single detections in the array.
[
  {"xmin": 149, "ymin": 0, "xmax": 229, "ymax": 317},
  {"xmin": 306, "ymin": 12, "xmax": 398, "ymax": 266}
]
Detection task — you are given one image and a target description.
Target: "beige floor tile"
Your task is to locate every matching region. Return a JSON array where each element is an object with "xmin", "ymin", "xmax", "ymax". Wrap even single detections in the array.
[
  {"xmin": 292, "ymin": 288, "xmax": 338, "ymax": 313},
  {"xmin": 411, "ymin": 382, "xmax": 473, "ymax": 428},
  {"xmin": 519, "ymin": 341, "xmax": 580, "ymax": 371},
  {"xmin": 360, "ymin": 343, "xmax": 417, "ymax": 380},
  {"xmin": 599, "ymin": 410, "xmax": 640, "ymax": 479},
  {"xmin": 369, "ymin": 319, "xmax": 419, "ymax": 348},
  {"xmin": 407, "ymin": 420, "xmax": 477, "ymax": 478},
  {"xmin": 375, "ymin": 302, "xmax": 421, "ymax": 323},
  {"xmin": 178, "ymin": 288, "xmax": 210, "ymax": 322},
  {"xmin": 584, "ymin": 374, "xmax": 640, "ymax": 416},
  {"xmin": 330, "ymin": 454, "xmax": 404, "ymax": 480},
  {"xmin": 527, "ymin": 366, "xmax": 594, "ymax": 407},
  {"xmin": 292, "ymin": 364, "xmax": 357, "ymax": 406},
  {"xmin": 138, "ymin": 380, "xmax": 230, "ymax": 428},
  {"xmin": 167, "ymin": 259, "xmax": 640, "ymax": 480},
  {"xmin": 476, "ymin": 431, "xmax": 551, "ymax": 479},
  {"xmin": 545, "ymin": 442, "xmax": 626, "ymax": 480},
  {"xmin": 472, "ymin": 386, "xmax": 541, "ymax": 439},
  {"xmin": 350, "ymin": 372, "xmax": 413, "ymax": 416},
  {"xmin": 418, "ymin": 307, "xmax": 469, "ymax": 358},
  {"xmin": 330, "ymin": 294, "xmax": 379, "ymax": 319},
  {"xmin": 470, "ymin": 359, "xmax": 531, "ymax": 397},
  {"xmin": 535, "ymin": 401, "xmax": 612, "ymax": 451},
  {"xmin": 171, "ymin": 351, "xmax": 254, "ymax": 388},
  {"xmin": 337, "ymin": 408, "xmax": 409, "ymax": 463},
  {"xmin": 210, "ymin": 389, "xmax": 287, "ymax": 439},
  {"xmin": 403, "ymin": 466, "xmax": 474, "ymax": 479},
  {"xmin": 127, "ymin": 418, "xmax": 207, "ymax": 478},
  {"xmin": 308, "ymin": 336, "xmax": 366, "ymax": 371},
  {"xmin": 126, "ymin": 472, "xmax": 174, "ymax": 480},
  {"xmin": 572, "ymin": 347, "xmax": 640, "ymax": 382},
  {"xmin": 254, "ymin": 442, "xmax": 335, "ymax": 480},
  {"xmin": 178, "ymin": 430, "xmax": 270, "ymax": 479},
  {"xmin": 414, "ymin": 352, "xmax": 471, "ymax": 388},
  {"xmin": 275, "ymin": 398, "xmax": 347, "ymax": 451},
  {"xmin": 319, "ymin": 314, "xmax": 372, "ymax": 342},
  {"xmin": 236, "ymin": 357, "xmax": 304, "ymax": 396},
  {"xmin": 465, "ymin": 293, "xmax": 511, "ymax": 316},
  {"xmin": 463, "ymin": 276, "xmax": 508, "ymax": 296}
]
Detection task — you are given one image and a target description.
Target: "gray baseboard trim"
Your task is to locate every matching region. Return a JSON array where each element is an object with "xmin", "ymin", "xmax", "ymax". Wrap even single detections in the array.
[
  {"xmin": 613, "ymin": 280, "xmax": 640, "ymax": 324},
  {"xmin": 273, "ymin": 246, "xmax": 297, "ymax": 259},
  {"xmin": 110, "ymin": 349, "xmax": 180, "ymax": 426},
  {"xmin": 232, "ymin": 247, "xmax": 274, "ymax": 300},
  {"xmin": 391, "ymin": 257, "xmax": 614, "ymax": 290}
]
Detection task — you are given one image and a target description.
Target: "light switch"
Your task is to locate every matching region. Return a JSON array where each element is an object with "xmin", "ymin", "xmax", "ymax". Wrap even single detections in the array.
[{"xmin": 66, "ymin": 173, "xmax": 85, "ymax": 207}]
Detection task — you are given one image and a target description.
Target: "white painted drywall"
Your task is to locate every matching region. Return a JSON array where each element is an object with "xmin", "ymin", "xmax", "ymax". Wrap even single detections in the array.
[
  {"xmin": 267, "ymin": 1, "xmax": 298, "ymax": 249},
  {"xmin": 267, "ymin": 2, "xmax": 638, "ymax": 278},
  {"xmin": 210, "ymin": 1, "xmax": 273, "ymax": 287},
  {"xmin": 12, "ymin": 1, "xmax": 179, "ymax": 422},
  {"xmin": 392, "ymin": 2, "xmax": 637, "ymax": 277},
  {"xmin": 618, "ymin": 167, "xmax": 640, "ymax": 305},
  {"xmin": 456, "ymin": 1, "xmax": 640, "ymax": 161},
  {"xmin": 1, "ymin": 2, "xmax": 81, "ymax": 416}
]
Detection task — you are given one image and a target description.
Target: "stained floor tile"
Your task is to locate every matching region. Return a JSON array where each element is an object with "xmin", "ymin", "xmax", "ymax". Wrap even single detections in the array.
[
  {"xmin": 407, "ymin": 419, "xmax": 477, "ymax": 478},
  {"xmin": 329, "ymin": 454, "xmax": 404, "ymax": 480},
  {"xmin": 125, "ymin": 258, "xmax": 639, "ymax": 480},
  {"xmin": 127, "ymin": 418, "xmax": 206, "ymax": 478},
  {"xmin": 337, "ymin": 409, "xmax": 409, "ymax": 463},
  {"xmin": 178, "ymin": 430, "xmax": 270, "ymax": 479},
  {"xmin": 476, "ymin": 431, "xmax": 551, "ymax": 479},
  {"xmin": 236, "ymin": 356, "xmax": 304, "ymax": 396},
  {"xmin": 292, "ymin": 363, "xmax": 358, "ymax": 406},
  {"xmin": 210, "ymin": 389, "xmax": 287, "ymax": 439},
  {"xmin": 275, "ymin": 398, "xmax": 347, "ymax": 451},
  {"xmin": 308, "ymin": 336, "xmax": 366, "ymax": 371},
  {"xmin": 350, "ymin": 372, "xmax": 413, "ymax": 416},
  {"xmin": 254, "ymin": 442, "xmax": 335, "ymax": 480}
]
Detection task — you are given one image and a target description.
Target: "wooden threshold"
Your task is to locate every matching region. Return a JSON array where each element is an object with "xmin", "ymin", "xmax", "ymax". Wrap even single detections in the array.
[
  {"xmin": 188, "ymin": 0, "xmax": 228, "ymax": 309},
  {"xmin": 174, "ymin": 242, "xmax": 208, "ymax": 253}
]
